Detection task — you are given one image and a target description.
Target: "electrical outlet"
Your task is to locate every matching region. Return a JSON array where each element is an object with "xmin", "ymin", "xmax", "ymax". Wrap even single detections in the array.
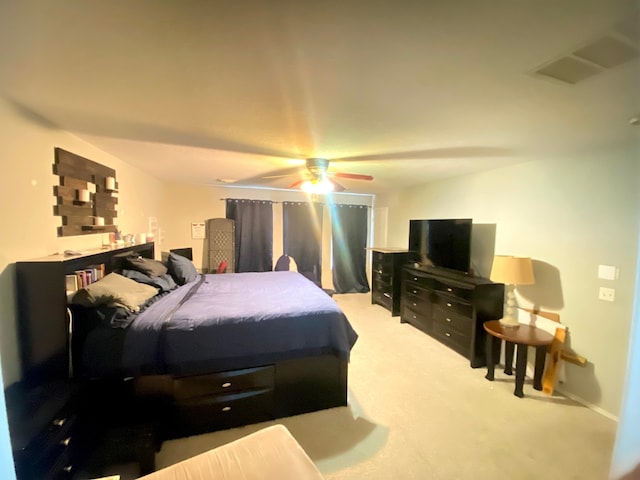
[{"xmin": 599, "ymin": 287, "xmax": 615, "ymax": 302}]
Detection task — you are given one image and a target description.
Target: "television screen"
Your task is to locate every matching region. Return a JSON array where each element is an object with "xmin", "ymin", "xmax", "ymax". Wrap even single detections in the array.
[{"xmin": 408, "ymin": 218, "xmax": 472, "ymax": 274}]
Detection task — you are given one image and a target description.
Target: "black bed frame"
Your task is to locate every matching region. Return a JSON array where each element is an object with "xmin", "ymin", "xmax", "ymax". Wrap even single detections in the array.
[{"xmin": 15, "ymin": 242, "xmax": 348, "ymax": 444}]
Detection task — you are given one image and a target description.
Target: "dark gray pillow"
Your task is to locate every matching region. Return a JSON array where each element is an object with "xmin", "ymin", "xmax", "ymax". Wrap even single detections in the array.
[
  {"xmin": 124, "ymin": 255, "xmax": 168, "ymax": 278},
  {"xmin": 122, "ymin": 269, "xmax": 178, "ymax": 293},
  {"xmin": 167, "ymin": 252, "xmax": 199, "ymax": 285}
]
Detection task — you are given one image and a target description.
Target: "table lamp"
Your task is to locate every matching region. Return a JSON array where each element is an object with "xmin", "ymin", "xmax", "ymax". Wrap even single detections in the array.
[{"xmin": 490, "ymin": 255, "xmax": 535, "ymax": 327}]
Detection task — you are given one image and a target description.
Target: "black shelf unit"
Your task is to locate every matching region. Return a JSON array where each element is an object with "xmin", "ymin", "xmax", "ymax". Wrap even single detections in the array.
[{"xmin": 7, "ymin": 243, "xmax": 156, "ymax": 479}]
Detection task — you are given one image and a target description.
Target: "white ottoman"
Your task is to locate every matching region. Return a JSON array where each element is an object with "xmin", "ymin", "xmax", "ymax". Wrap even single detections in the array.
[{"xmin": 138, "ymin": 425, "xmax": 324, "ymax": 480}]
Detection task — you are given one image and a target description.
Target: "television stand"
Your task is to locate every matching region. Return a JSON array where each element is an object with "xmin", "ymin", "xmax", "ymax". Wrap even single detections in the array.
[{"xmin": 400, "ymin": 265, "xmax": 504, "ymax": 367}]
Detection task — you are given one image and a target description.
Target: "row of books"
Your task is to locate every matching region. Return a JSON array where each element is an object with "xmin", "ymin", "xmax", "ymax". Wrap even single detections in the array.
[{"xmin": 65, "ymin": 263, "xmax": 105, "ymax": 293}]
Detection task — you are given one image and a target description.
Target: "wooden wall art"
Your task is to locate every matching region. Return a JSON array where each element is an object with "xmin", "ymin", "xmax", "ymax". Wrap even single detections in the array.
[{"xmin": 53, "ymin": 147, "xmax": 118, "ymax": 237}]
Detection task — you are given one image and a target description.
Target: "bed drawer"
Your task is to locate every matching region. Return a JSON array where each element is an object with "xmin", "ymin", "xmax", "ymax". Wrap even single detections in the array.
[
  {"xmin": 173, "ymin": 388, "xmax": 275, "ymax": 436},
  {"xmin": 174, "ymin": 366, "xmax": 275, "ymax": 401}
]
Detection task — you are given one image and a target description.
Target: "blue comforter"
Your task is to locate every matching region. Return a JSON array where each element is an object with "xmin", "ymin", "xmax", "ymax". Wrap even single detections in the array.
[{"xmin": 120, "ymin": 271, "xmax": 358, "ymax": 375}]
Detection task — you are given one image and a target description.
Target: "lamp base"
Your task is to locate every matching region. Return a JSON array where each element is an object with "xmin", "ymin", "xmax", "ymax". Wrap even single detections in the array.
[{"xmin": 499, "ymin": 316, "xmax": 520, "ymax": 328}]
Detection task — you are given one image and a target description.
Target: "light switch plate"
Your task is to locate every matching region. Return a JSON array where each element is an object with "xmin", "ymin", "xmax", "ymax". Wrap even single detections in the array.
[{"xmin": 598, "ymin": 264, "xmax": 618, "ymax": 280}]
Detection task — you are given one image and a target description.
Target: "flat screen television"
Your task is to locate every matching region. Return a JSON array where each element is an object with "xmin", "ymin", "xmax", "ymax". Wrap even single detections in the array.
[{"xmin": 408, "ymin": 218, "xmax": 472, "ymax": 274}]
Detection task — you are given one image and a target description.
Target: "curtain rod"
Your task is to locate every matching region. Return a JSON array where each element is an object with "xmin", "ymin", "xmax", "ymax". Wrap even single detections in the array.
[{"xmin": 219, "ymin": 198, "xmax": 371, "ymax": 207}]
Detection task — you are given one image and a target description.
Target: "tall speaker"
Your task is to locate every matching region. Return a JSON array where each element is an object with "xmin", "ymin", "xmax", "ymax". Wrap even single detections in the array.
[{"xmin": 205, "ymin": 218, "xmax": 235, "ymax": 273}]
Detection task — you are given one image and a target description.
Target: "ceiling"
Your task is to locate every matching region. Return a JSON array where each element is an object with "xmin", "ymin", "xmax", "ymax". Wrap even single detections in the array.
[{"xmin": 1, "ymin": 0, "xmax": 639, "ymax": 194}]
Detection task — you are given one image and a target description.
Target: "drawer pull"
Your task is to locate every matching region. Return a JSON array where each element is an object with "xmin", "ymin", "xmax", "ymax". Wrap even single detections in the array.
[
  {"xmin": 412, "ymin": 302, "xmax": 417, "ymax": 307},
  {"xmin": 61, "ymin": 437, "xmax": 72, "ymax": 446},
  {"xmin": 412, "ymin": 315, "xmax": 417, "ymax": 319},
  {"xmin": 446, "ymin": 317, "xmax": 452, "ymax": 322},
  {"xmin": 53, "ymin": 418, "xmax": 66, "ymax": 427},
  {"xmin": 412, "ymin": 289, "xmax": 417, "ymax": 294},
  {"xmin": 445, "ymin": 332, "xmax": 451, "ymax": 337},
  {"xmin": 222, "ymin": 406, "xmax": 232, "ymax": 412},
  {"xmin": 413, "ymin": 277, "xmax": 418, "ymax": 281},
  {"xmin": 447, "ymin": 303, "xmax": 452, "ymax": 307},
  {"xmin": 222, "ymin": 382, "xmax": 232, "ymax": 388},
  {"xmin": 447, "ymin": 288, "xmax": 453, "ymax": 292},
  {"xmin": 63, "ymin": 465, "xmax": 73, "ymax": 473}
]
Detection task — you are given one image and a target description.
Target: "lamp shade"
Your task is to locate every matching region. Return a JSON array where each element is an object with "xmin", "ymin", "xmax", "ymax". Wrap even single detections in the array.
[{"xmin": 490, "ymin": 255, "xmax": 535, "ymax": 285}]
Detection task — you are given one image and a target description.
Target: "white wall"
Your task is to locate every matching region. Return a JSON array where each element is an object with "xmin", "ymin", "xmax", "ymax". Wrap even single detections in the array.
[
  {"xmin": 610, "ymin": 173, "xmax": 640, "ymax": 479},
  {"xmin": 0, "ymin": 96, "xmax": 166, "ymax": 386},
  {"xmin": 377, "ymin": 149, "xmax": 639, "ymax": 417}
]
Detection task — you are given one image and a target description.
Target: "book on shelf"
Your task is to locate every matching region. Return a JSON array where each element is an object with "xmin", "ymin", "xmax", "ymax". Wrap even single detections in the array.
[{"xmin": 73, "ymin": 263, "xmax": 105, "ymax": 289}]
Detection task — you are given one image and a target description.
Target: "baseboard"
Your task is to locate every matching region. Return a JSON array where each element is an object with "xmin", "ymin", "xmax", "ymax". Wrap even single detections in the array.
[{"xmin": 556, "ymin": 386, "xmax": 619, "ymax": 422}]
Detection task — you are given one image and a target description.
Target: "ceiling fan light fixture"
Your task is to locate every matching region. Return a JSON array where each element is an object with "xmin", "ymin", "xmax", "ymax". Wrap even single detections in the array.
[{"xmin": 301, "ymin": 177, "xmax": 334, "ymax": 194}]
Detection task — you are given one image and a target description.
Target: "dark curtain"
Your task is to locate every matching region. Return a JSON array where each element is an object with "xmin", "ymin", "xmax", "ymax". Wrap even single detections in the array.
[
  {"xmin": 226, "ymin": 199, "xmax": 273, "ymax": 272},
  {"xmin": 283, "ymin": 202, "xmax": 323, "ymax": 286},
  {"xmin": 331, "ymin": 204, "xmax": 370, "ymax": 293}
]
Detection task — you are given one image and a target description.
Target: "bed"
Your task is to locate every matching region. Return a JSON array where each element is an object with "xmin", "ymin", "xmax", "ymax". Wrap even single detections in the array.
[{"xmin": 70, "ymin": 252, "xmax": 358, "ymax": 438}]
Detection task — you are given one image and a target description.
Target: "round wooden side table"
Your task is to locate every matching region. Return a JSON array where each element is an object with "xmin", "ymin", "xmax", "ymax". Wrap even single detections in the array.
[{"xmin": 483, "ymin": 320, "xmax": 555, "ymax": 398}]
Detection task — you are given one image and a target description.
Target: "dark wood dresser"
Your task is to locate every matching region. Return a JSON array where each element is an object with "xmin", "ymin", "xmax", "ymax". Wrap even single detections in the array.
[
  {"xmin": 370, "ymin": 249, "xmax": 409, "ymax": 316},
  {"xmin": 5, "ymin": 379, "xmax": 81, "ymax": 479},
  {"xmin": 400, "ymin": 265, "xmax": 504, "ymax": 367}
]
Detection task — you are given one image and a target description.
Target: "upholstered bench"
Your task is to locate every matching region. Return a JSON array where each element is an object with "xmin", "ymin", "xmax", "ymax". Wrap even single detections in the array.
[{"xmin": 138, "ymin": 425, "xmax": 324, "ymax": 480}]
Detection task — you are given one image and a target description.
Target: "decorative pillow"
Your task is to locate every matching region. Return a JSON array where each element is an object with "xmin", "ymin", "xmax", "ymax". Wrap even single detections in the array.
[
  {"xmin": 167, "ymin": 252, "xmax": 199, "ymax": 285},
  {"xmin": 124, "ymin": 255, "xmax": 168, "ymax": 278},
  {"xmin": 72, "ymin": 272, "xmax": 158, "ymax": 312},
  {"xmin": 122, "ymin": 269, "xmax": 178, "ymax": 293}
]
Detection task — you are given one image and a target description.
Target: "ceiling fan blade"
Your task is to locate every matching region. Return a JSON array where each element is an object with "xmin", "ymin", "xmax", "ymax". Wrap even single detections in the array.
[
  {"xmin": 233, "ymin": 166, "xmax": 304, "ymax": 185},
  {"xmin": 332, "ymin": 172, "xmax": 374, "ymax": 181},
  {"xmin": 330, "ymin": 179, "xmax": 346, "ymax": 192},
  {"xmin": 331, "ymin": 146, "xmax": 512, "ymax": 162}
]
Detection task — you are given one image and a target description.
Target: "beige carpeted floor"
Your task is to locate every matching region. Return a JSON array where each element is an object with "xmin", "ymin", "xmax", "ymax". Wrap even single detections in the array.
[{"xmin": 155, "ymin": 293, "xmax": 617, "ymax": 479}]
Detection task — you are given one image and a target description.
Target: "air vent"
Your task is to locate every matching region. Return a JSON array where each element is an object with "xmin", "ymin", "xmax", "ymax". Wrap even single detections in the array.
[
  {"xmin": 531, "ymin": 14, "xmax": 640, "ymax": 85},
  {"xmin": 534, "ymin": 56, "xmax": 601, "ymax": 84},
  {"xmin": 573, "ymin": 35, "xmax": 640, "ymax": 68}
]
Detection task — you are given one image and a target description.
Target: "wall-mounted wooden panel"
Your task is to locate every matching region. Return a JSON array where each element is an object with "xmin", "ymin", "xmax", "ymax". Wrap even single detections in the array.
[{"xmin": 53, "ymin": 148, "xmax": 119, "ymax": 237}]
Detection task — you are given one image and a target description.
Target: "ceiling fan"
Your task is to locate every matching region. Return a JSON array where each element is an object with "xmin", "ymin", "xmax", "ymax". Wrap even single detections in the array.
[
  {"xmin": 280, "ymin": 158, "xmax": 373, "ymax": 193},
  {"xmin": 228, "ymin": 146, "xmax": 511, "ymax": 192}
]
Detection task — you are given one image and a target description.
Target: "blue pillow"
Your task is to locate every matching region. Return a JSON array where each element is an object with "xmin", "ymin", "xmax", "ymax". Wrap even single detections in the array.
[{"xmin": 167, "ymin": 252, "xmax": 199, "ymax": 285}]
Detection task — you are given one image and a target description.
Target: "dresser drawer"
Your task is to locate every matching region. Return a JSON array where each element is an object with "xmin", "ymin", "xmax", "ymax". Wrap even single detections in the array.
[
  {"xmin": 433, "ymin": 305, "xmax": 472, "ymax": 335},
  {"xmin": 403, "ymin": 270, "xmax": 436, "ymax": 290},
  {"xmin": 372, "ymin": 276, "xmax": 392, "ymax": 295},
  {"xmin": 401, "ymin": 305, "xmax": 432, "ymax": 333},
  {"xmin": 174, "ymin": 366, "xmax": 274, "ymax": 400},
  {"xmin": 403, "ymin": 281, "xmax": 431, "ymax": 298},
  {"xmin": 434, "ymin": 280, "xmax": 473, "ymax": 302},
  {"xmin": 17, "ymin": 413, "xmax": 77, "ymax": 480},
  {"xmin": 41, "ymin": 442, "xmax": 75, "ymax": 480},
  {"xmin": 431, "ymin": 293, "xmax": 473, "ymax": 318},
  {"xmin": 433, "ymin": 321, "xmax": 470, "ymax": 354},
  {"xmin": 373, "ymin": 270, "xmax": 393, "ymax": 286},
  {"xmin": 402, "ymin": 290, "xmax": 432, "ymax": 313},
  {"xmin": 372, "ymin": 291, "xmax": 392, "ymax": 310},
  {"xmin": 372, "ymin": 251, "xmax": 393, "ymax": 269}
]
